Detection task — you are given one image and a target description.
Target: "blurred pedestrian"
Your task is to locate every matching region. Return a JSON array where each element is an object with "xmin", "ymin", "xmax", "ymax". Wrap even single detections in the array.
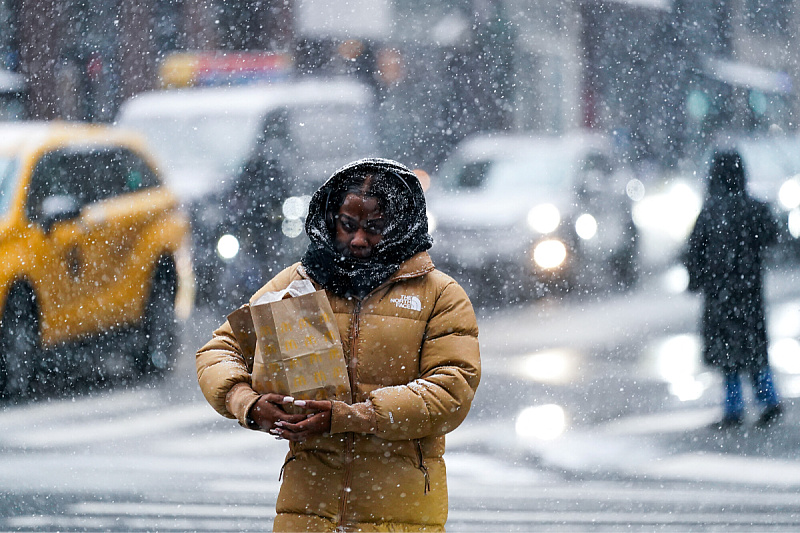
[
  {"xmin": 196, "ymin": 158, "xmax": 481, "ymax": 532},
  {"xmin": 685, "ymin": 149, "xmax": 782, "ymax": 429}
]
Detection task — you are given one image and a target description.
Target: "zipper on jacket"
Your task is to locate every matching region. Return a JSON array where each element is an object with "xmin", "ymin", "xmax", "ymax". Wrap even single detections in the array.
[
  {"xmin": 415, "ymin": 440, "xmax": 430, "ymax": 494},
  {"xmin": 278, "ymin": 454, "xmax": 296, "ymax": 481},
  {"xmin": 337, "ymin": 299, "xmax": 361, "ymax": 530}
]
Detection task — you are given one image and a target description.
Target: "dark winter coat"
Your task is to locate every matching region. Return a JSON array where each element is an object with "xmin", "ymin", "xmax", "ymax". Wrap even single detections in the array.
[
  {"xmin": 685, "ymin": 151, "xmax": 778, "ymax": 372},
  {"xmin": 196, "ymin": 158, "xmax": 480, "ymax": 532}
]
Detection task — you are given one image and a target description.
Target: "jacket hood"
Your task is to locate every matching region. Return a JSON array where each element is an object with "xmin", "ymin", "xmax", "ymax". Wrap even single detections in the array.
[
  {"xmin": 708, "ymin": 150, "xmax": 747, "ymax": 199},
  {"xmin": 301, "ymin": 158, "xmax": 433, "ymax": 298}
]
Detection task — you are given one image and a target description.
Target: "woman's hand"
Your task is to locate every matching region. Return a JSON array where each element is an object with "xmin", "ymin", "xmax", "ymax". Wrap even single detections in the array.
[
  {"xmin": 249, "ymin": 394, "xmax": 308, "ymax": 431},
  {"xmin": 271, "ymin": 400, "xmax": 332, "ymax": 442}
]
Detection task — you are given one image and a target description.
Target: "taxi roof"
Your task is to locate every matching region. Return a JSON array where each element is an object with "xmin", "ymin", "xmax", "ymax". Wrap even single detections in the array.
[{"xmin": 0, "ymin": 121, "xmax": 145, "ymax": 158}]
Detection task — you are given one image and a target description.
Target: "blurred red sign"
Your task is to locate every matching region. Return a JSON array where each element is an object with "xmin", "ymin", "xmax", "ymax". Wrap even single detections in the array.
[{"xmin": 159, "ymin": 51, "xmax": 293, "ymax": 88}]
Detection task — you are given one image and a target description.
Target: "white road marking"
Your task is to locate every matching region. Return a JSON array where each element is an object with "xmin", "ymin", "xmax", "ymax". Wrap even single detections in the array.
[
  {"xmin": 449, "ymin": 509, "xmax": 800, "ymax": 525},
  {"xmin": 0, "ymin": 388, "xmax": 159, "ymax": 426},
  {"xmin": 641, "ymin": 452, "xmax": 800, "ymax": 486},
  {"xmin": 600, "ymin": 407, "xmax": 719, "ymax": 436},
  {"xmin": 8, "ymin": 502, "xmax": 796, "ymax": 529},
  {"xmin": 71, "ymin": 502, "xmax": 276, "ymax": 518},
  {"xmin": 1, "ymin": 402, "xmax": 220, "ymax": 448}
]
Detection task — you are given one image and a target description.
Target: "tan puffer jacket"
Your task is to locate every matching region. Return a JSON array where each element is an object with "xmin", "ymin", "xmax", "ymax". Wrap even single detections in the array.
[{"xmin": 196, "ymin": 251, "xmax": 480, "ymax": 532}]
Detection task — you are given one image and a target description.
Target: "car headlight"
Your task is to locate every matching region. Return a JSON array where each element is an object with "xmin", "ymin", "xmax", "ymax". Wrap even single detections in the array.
[
  {"xmin": 217, "ymin": 234, "xmax": 240, "ymax": 260},
  {"xmin": 282, "ymin": 195, "xmax": 311, "ymax": 219},
  {"xmin": 575, "ymin": 213, "xmax": 598, "ymax": 240},
  {"xmin": 533, "ymin": 239, "xmax": 567, "ymax": 270},
  {"xmin": 779, "ymin": 178, "xmax": 800, "ymax": 210},
  {"xmin": 282, "ymin": 218, "xmax": 304, "ymax": 238},
  {"xmin": 527, "ymin": 203, "xmax": 561, "ymax": 234},
  {"xmin": 631, "ymin": 179, "xmax": 702, "ymax": 242},
  {"xmin": 626, "ymin": 178, "xmax": 646, "ymax": 202},
  {"xmin": 789, "ymin": 209, "xmax": 800, "ymax": 239}
]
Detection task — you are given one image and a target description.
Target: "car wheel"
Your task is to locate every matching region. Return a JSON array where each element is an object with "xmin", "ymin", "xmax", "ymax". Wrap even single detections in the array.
[
  {"xmin": 0, "ymin": 287, "xmax": 40, "ymax": 398},
  {"xmin": 136, "ymin": 260, "xmax": 178, "ymax": 376}
]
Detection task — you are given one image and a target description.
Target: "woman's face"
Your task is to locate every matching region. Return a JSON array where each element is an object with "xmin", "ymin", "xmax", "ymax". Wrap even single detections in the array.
[{"xmin": 334, "ymin": 193, "xmax": 385, "ymax": 259}]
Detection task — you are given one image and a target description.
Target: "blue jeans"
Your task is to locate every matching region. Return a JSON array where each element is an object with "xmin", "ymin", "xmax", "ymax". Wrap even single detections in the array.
[{"xmin": 724, "ymin": 368, "xmax": 780, "ymax": 418}]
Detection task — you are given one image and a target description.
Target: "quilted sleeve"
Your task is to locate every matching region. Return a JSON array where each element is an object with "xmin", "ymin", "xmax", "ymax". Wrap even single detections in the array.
[
  {"xmin": 331, "ymin": 279, "xmax": 481, "ymax": 440},
  {"xmin": 196, "ymin": 319, "xmax": 259, "ymax": 424},
  {"xmin": 196, "ymin": 265, "xmax": 300, "ymax": 425}
]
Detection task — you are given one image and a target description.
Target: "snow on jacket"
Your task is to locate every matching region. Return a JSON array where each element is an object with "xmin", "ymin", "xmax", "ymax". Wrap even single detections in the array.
[{"xmin": 196, "ymin": 252, "xmax": 480, "ymax": 531}]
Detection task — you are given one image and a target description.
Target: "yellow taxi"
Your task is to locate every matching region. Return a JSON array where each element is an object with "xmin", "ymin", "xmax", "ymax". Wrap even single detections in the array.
[{"xmin": 0, "ymin": 121, "xmax": 193, "ymax": 397}]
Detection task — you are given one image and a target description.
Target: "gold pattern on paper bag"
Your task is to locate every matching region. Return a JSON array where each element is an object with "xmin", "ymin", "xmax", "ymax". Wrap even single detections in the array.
[{"xmin": 245, "ymin": 282, "xmax": 350, "ymax": 408}]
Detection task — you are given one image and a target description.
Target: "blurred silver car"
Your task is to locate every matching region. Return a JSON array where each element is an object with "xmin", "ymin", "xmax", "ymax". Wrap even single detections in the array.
[{"xmin": 426, "ymin": 132, "xmax": 638, "ymax": 302}]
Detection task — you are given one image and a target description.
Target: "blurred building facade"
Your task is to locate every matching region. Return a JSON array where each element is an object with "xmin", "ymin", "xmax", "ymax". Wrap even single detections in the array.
[
  {"xmin": 0, "ymin": 0, "xmax": 291, "ymax": 121},
  {"xmin": 0, "ymin": 0, "xmax": 796, "ymax": 169},
  {"xmin": 505, "ymin": 0, "xmax": 799, "ymax": 168}
]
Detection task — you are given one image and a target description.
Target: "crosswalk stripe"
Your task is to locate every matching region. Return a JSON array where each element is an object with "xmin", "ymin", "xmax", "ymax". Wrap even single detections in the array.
[
  {"xmin": 71, "ymin": 502, "xmax": 276, "ymax": 518},
  {"xmin": 207, "ymin": 476, "xmax": 800, "ymax": 508},
  {"xmin": 599, "ymin": 407, "xmax": 719, "ymax": 435},
  {"xmin": 640, "ymin": 452, "xmax": 800, "ymax": 486},
  {"xmin": 0, "ymin": 388, "xmax": 158, "ymax": 426},
  {"xmin": 449, "ymin": 482, "xmax": 800, "ymax": 506},
  {"xmin": 1, "ymin": 402, "xmax": 219, "ymax": 448},
  {"xmin": 7, "ymin": 515, "xmax": 274, "ymax": 531},
  {"xmin": 448, "ymin": 509, "xmax": 800, "ymax": 525},
  {"xmin": 9, "ymin": 503, "xmax": 799, "ymax": 530}
]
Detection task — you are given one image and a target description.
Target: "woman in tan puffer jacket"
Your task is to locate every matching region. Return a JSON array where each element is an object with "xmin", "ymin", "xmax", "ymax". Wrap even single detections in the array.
[{"xmin": 196, "ymin": 158, "xmax": 480, "ymax": 532}]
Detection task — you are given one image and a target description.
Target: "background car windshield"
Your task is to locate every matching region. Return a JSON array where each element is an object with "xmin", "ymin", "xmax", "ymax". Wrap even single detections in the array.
[
  {"xmin": 289, "ymin": 105, "xmax": 376, "ymax": 192},
  {"xmin": 123, "ymin": 113, "xmax": 261, "ymax": 188},
  {"xmin": 125, "ymin": 105, "xmax": 374, "ymax": 197},
  {"xmin": 442, "ymin": 153, "xmax": 571, "ymax": 195},
  {"xmin": 0, "ymin": 157, "xmax": 17, "ymax": 217}
]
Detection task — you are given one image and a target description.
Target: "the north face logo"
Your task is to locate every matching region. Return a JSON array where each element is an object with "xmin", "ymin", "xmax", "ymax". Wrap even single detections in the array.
[{"xmin": 390, "ymin": 295, "xmax": 422, "ymax": 311}]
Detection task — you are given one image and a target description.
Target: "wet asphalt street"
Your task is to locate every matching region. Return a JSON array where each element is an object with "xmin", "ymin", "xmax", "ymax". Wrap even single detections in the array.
[{"xmin": 2, "ymin": 265, "xmax": 800, "ymax": 531}]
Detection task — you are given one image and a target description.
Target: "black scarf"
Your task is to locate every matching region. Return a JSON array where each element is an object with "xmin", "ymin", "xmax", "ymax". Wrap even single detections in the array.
[{"xmin": 301, "ymin": 158, "xmax": 433, "ymax": 299}]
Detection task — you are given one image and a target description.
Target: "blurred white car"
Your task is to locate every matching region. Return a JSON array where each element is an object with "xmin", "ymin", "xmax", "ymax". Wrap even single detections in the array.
[
  {"xmin": 426, "ymin": 132, "xmax": 638, "ymax": 302},
  {"xmin": 115, "ymin": 78, "xmax": 378, "ymax": 307}
]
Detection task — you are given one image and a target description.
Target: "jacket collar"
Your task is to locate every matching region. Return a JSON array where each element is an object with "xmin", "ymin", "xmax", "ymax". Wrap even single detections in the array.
[
  {"xmin": 387, "ymin": 251, "xmax": 435, "ymax": 282},
  {"xmin": 297, "ymin": 251, "xmax": 434, "ymax": 295}
]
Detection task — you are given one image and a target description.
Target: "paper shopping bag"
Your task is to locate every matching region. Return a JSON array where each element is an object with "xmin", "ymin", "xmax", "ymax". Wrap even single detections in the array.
[{"xmin": 248, "ymin": 282, "xmax": 351, "ymax": 406}]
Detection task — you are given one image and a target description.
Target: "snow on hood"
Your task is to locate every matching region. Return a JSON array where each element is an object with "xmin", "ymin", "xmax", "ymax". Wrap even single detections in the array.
[{"xmin": 305, "ymin": 157, "xmax": 431, "ymax": 246}]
